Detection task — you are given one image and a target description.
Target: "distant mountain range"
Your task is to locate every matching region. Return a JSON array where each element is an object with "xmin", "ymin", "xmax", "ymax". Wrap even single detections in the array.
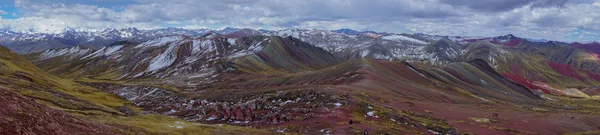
[
  {"xmin": 4, "ymin": 27, "xmax": 588, "ymax": 54},
  {"xmin": 0, "ymin": 27, "xmax": 211, "ymax": 53}
]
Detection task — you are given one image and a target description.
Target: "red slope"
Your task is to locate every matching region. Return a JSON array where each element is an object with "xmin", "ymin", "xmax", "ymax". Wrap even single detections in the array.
[
  {"xmin": 502, "ymin": 73, "xmax": 550, "ymax": 94},
  {"xmin": 547, "ymin": 61, "xmax": 584, "ymax": 81}
]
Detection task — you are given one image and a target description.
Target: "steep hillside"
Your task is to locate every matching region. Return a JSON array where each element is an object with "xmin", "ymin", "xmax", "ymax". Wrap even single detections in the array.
[
  {"xmin": 0, "ymin": 45, "xmax": 273, "ymax": 134},
  {"xmin": 229, "ymin": 36, "xmax": 341, "ymax": 73},
  {"xmin": 26, "ymin": 34, "xmax": 345, "ymax": 88},
  {"xmin": 423, "ymin": 38, "xmax": 464, "ymax": 64},
  {"xmin": 495, "ymin": 41, "xmax": 600, "ymax": 94},
  {"xmin": 459, "ymin": 41, "xmax": 510, "ymax": 67},
  {"xmin": 0, "ymin": 87, "xmax": 121, "ymax": 134},
  {"xmin": 0, "ymin": 45, "xmax": 127, "ymax": 115}
]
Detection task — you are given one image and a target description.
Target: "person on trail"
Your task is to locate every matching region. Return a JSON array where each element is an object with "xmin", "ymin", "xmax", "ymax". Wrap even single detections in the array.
[
  {"xmin": 363, "ymin": 129, "xmax": 368, "ymax": 135},
  {"xmin": 349, "ymin": 120, "xmax": 353, "ymax": 127},
  {"xmin": 571, "ymin": 116, "xmax": 575, "ymax": 120}
]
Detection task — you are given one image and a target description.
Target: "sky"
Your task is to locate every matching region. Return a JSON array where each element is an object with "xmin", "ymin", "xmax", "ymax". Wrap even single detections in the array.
[{"xmin": 0, "ymin": 0, "xmax": 599, "ymax": 42}]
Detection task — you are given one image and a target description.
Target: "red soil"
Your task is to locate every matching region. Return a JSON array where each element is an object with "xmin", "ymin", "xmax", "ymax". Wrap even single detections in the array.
[
  {"xmin": 546, "ymin": 61, "xmax": 585, "ymax": 81},
  {"xmin": 414, "ymin": 102, "xmax": 600, "ymax": 135},
  {"xmin": 502, "ymin": 73, "xmax": 550, "ymax": 94},
  {"xmin": 584, "ymin": 70, "xmax": 600, "ymax": 82},
  {"xmin": 501, "ymin": 39, "xmax": 523, "ymax": 47}
]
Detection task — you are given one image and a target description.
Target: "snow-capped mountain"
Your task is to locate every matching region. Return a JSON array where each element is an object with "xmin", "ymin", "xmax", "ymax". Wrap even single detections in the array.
[
  {"xmin": 263, "ymin": 28, "xmax": 431, "ymax": 60},
  {"xmin": 6, "ymin": 27, "xmax": 552, "ymax": 68},
  {"xmin": 2, "ymin": 26, "xmax": 545, "ymax": 57},
  {"xmin": 26, "ymin": 27, "xmax": 522, "ymax": 82},
  {"xmin": 27, "ymin": 33, "xmax": 340, "ymax": 83},
  {"xmin": 3, "ymin": 27, "xmax": 439, "ymax": 60},
  {"xmin": 0, "ymin": 27, "xmax": 211, "ymax": 53}
]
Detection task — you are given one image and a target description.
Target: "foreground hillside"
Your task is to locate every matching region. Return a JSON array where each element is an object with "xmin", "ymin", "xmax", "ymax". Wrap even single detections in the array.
[
  {"xmin": 20, "ymin": 32, "xmax": 600, "ymax": 134},
  {"xmin": 0, "ymin": 45, "xmax": 271, "ymax": 134}
]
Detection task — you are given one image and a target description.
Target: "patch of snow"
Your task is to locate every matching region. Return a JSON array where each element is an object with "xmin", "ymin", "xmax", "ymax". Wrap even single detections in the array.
[
  {"xmin": 136, "ymin": 36, "xmax": 183, "ymax": 48},
  {"xmin": 168, "ymin": 121, "xmax": 184, "ymax": 129},
  {"xmin": 367, "ymin": 111, "xmax": 375, "ymax": 116},
  {"xmin": 104, "ymin": 45, "xmax": 123, "ymax": 55},
  {"xmin": 167, "ymin": 109, "xmax": 178, "ymax": 114},
  {"xmin": 382, "ymin": 35, "xmax": 428, "ymax": 44},
  {"xmin": 146, "ymin": 43, "xmax": 178, "ymax": 72},
  {"xmin": 276, "ymin": 128, "xmax": 287, "ymax": 133},
  {"xmin": 360, "ymin": 50, "xmax": 370, "ymax": 57},
  {"xmin": 168, "ymin": 125, "xmax": 184, "ymax": 129},
  {"xmin": 39, "ymin": 46, "xmax": 92, "ymax": 60},
  {"xmin": 206, "ymin": 117, "xmax": 218, "ymax": 121},
  {"xmin": 227, "ymin": 38, "xmax": 237, "ymax": 45},
  {"xmin": 83, "ymin": 45, "xmax": 123, "ymax": 59},
  {"xmin": 275, "ymin": 29, "xmax": 302, "ymax": 39},
  {"xmin": 228, "ymin": 41, "xmax": 264, "ymax": 59},
  {"xmin": 230, "ymin": 121, "xmax": 250, "ymax": 124},
  {"xmin": 187, "ymin": 70, "xmax": 216, "ymax": 79},
  {"xmin": 472, "ymin": 95, "xmax": 491, "ymax": 102},
  {"xmin": 280, "ymin": 100, "xmax": 294, "ymax": 106},
  {"xmin": 191, "ymin": 39, "xmax": 215, "ymax": 54},
  {"xmin": 480, "ymin": 79, "xmax": 488, "ymax": 85},
  {"xmin": 428, "ymin": 129, "xmax": 441, "ymax": 135},
  {"xmin": 333, "ymin": 103, "xmax": 342, "ymax": 107}
]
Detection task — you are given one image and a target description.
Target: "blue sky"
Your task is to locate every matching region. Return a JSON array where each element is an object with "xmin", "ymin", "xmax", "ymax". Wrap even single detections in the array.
[
  {"xmin": 0, "ymin": 1, "xmax": 17, "ymax": 19},
  {"xmin": 0, "ymin": 0, "xmax": 599, "ymax": 42}
]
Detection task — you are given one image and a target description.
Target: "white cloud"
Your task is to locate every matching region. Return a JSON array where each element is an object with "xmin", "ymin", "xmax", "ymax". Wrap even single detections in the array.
[
  {"xmin": 0, "ymin": 9, "xmax": 7, "ymax": 15},
  {"xmin": 0, "ymin": 0, "xmax": 599, "ymax": 41}
]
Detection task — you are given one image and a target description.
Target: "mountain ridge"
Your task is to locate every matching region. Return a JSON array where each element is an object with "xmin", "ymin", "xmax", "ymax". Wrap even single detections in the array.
[{"xmin": 2, "ymin": 27, "xmax": 571, "ymax": 55}]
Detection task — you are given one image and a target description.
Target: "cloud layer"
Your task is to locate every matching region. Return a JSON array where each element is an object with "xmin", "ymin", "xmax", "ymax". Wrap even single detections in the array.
[{"xmin": 0, "ymin": 0, "xmax": 599, "ymax": 41}]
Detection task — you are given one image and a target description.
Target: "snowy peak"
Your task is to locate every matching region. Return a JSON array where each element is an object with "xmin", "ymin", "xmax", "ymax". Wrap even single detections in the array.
[
  {"xmin": 135, "ymin": 35, "xmax": 187, "ymax": 48},
  {"xmin": 0, "ymin": 27, "xmax": 212, "ymax": 54}
]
